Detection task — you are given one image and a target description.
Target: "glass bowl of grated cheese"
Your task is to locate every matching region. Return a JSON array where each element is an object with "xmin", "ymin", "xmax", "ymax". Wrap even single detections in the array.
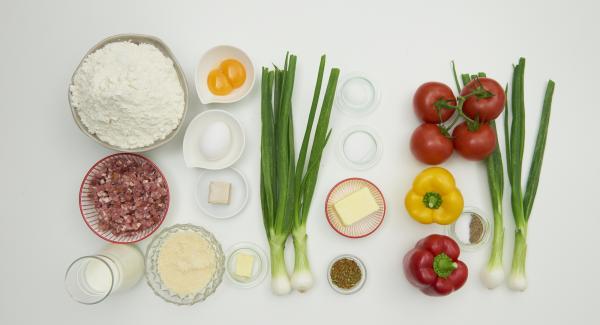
[
  {"xmin": 68, "ymin": 34, "xmax": 189, "ymax": 152},
  {"xmin": 145, "ymin": 224, "xmax": 225, "ymax": 305}
]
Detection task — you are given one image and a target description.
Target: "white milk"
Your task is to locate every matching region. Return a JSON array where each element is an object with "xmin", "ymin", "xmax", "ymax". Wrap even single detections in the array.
[{"xmin": 84, "ymin": 244, "xmax": 145, "ymax": 294}]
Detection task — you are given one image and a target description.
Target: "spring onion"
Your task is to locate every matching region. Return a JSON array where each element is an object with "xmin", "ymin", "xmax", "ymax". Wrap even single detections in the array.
[
  {"xmin": 260, "ymin": 54, "xmax": 296, "ymax": 295},
  {"xmin": 481, "ymin": 119, "xmax": 506, "ymax": 288},
  {"xmin": 452, "ymin": 69, "xmax": 506, "ymax": 288},
  {"xmin": 260, "ymin": 53, "xmax": 339, "ymax": 294},
  {"xmin": 505, "ymin": 58, "xmax": 555, "ymax": 291}
]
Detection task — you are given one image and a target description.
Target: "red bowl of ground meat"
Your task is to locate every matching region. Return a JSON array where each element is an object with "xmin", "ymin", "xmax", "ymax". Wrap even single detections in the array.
[{"xmin": 79, "ymin": 153, "xmax": 170, "ymax": 244}]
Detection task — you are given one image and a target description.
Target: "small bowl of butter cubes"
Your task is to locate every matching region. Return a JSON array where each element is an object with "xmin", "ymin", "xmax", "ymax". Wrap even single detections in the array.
[
  {"xmin": 225, "ymin": 242, "xmax": 268, "ymax": 288},
  {"xmin": 325, "ymin": 178, "xmax": 386, "ymax": 238}
]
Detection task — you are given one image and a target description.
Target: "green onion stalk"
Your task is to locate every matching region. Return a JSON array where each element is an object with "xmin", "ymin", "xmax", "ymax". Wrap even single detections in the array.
[
  {"xmin": 479, "ymin": 74, "xmax": 507, "ymax": 289},
  {"xmin": 505, "ymin": 58, "xmax": 555, "ymax": 291},
  {"xmin": 452, "ymin": 67, "xmax": 506, "ymax": 289},
  {"xmin": 481, "ymin": 119, "xmax": 506, "ymax": 288},
  {"xmin": 260, "ymin": 55, "xmax": 297, "ymax": 295},
  {"xmin": 290, "ymin": 57, "xmax": 339, "ymax": 292},
  {"xmin": 260, "ymin": 53, "xmax": 339, "ymax": 295}
]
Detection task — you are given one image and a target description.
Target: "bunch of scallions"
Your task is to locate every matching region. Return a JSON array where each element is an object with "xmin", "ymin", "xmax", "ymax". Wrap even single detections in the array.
[
  {"xmin": 260, "ymin": 53, "xmax": 339, "ymax": 295},
  {"xmin": 456, "ymin": 59, "xmax": 555, "ymax": 290}
]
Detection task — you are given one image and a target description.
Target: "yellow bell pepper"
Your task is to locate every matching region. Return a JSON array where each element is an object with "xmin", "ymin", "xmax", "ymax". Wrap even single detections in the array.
[{"xmin": 405, "ymin": 167, "xmax": 464, "ymax": 225}]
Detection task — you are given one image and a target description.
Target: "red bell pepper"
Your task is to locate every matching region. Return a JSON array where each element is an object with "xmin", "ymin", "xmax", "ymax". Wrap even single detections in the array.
[{"xmin": 403, "ymin": 234, "xmax": 468, "ymax": 296}]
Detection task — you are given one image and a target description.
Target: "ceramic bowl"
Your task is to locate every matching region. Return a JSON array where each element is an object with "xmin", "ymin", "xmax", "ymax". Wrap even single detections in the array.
[
  {"xmin": 68, "ymin": 34, "xmax": 189, "ymax": 152},
  {"xmin": 195, "ymin": 168, "xmax": 249, "ymax": 219},
  {"xmin": 183, "ymin": 109, "xmax": 246, "ymax": 169},
  {"xmin": 325, "ymin": 178, "xmax": 386, "ymax": 238},
  {"xmin": 79, "ymin": 153, "xmax": 169, "ymax": 244},
  {"xmin": 195, "ymin": 45, "xmax": 255, "ymax": 104}
]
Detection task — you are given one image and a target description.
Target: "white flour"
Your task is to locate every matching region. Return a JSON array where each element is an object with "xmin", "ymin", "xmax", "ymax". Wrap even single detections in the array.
[{"xmin": 70, "ymin": 41, "xmax": 185, "ymax": 149}]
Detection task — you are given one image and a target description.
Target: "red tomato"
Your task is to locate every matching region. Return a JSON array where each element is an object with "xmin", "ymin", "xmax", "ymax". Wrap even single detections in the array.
[
  {"xmin": 452, "ymin": 122, "xmax": 496, "ymax": 160},
  {"xmin": 413, "ymin": 82, "xmax": 456, "ymax": 123},
  {"xmin": 410, "ymin": 123, "xmax": 453, "ymax": 165},
  {"xmin": 460, "ymin": 78, "xmax": 505, "ymax": 122}
]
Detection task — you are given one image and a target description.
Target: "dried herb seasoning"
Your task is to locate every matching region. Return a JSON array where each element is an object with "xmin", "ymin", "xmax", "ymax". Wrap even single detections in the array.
[
  {"xmin": 330, "ymin": 258, "xmax": 362, "ymax": 289},
  {"xmin": 469, "ymin": 213, "xmax": 484, "ymax": 244}
]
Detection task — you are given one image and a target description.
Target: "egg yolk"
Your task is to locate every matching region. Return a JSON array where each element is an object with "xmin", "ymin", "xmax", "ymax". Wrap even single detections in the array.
[
  {"xmin": 219, "ymin": 59, "xmax": 246, "ymax": 88},
  {"xmin": 207, "ymin": 69, "xmax": 233, "ymax": 96},
  {"xmin": 207, "ymin": 59, "xmax": 246, "ymax": 96}
]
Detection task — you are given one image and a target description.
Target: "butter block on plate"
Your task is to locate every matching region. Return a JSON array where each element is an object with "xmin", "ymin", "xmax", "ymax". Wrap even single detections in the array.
[
  {"xmin": 333, "ymin": 187, "xmax": 379, "ymax": 226},
  {"xmin": 234, "ymin": 253, "xmax": 255, "ymax": 279}
]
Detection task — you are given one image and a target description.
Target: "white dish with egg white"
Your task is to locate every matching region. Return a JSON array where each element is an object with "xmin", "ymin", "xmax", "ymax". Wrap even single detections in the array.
[
  {"xmin": 183, "ymin": 109, "xmax": 246, "ymax": 170},
  {"xmin": 195, "ymin": 168, "xmax": 249, "ymax": 219}
]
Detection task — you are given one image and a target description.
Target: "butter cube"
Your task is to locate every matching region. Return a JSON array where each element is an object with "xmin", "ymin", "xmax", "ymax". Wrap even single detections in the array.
[
  {"xmin": 234, "ymin": 253, "xmax": 255, "ymax": 279},
  {"xmin": 333, "ymin": 187, "xmax": 379, "ymax": 226},
  {"xmin": 208, "ymin": 181, "xmax": 231, "ymax": 205}
]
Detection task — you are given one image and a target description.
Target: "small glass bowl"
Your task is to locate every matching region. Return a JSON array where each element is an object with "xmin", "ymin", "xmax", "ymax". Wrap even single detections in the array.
[
  {"xmin": 145, "ymin": 224, "xmax": 225, "ymax": 305},
  {"xmin": 327, "ymin": 254, "xmax": 367, "ymax": 295},
  {"xmin": 335, "ymin": 73, "xmax": 380, "ymax": 117},
  {"xmin": 225, "ymin": 242, "xmax": 268, "ymax": 288},
  {"xmin": 337, "ymin": 125, "xmax": 382, "ymax": 171},
  {"xmin": 445, "ymin": 206, "xmax": 491, "ymax": 251}
]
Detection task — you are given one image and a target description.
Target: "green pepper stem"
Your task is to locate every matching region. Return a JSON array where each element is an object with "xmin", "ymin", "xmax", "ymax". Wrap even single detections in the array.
[
  {"xmin": 433, "ymin": 253, "xmax": 457, "ymax": 278},
  {"xmin": 423, "ymin": 192, "xmax": 443, "ymax": 209}
]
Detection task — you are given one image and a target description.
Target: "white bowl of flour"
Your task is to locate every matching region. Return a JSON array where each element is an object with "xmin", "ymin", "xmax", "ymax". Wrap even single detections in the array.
[{"xmin": 69, "ymin": 34, "xmax": 188, "ymax": 152}]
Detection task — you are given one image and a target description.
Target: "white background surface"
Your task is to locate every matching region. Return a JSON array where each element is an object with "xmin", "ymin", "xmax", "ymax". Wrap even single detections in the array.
[{"xmin": 1, "ymin": 0, "xmax": 598, "ymax": 324}]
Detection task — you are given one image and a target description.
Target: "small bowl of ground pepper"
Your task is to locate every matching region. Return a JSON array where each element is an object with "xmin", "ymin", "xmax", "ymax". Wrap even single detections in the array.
[
  {"xmin": 445, "ymin": 206, "xmax": 491, "ymax": 251},
  {"xmin": 327, "ymin": 255, "xmax": 366, "ymax": 294}
]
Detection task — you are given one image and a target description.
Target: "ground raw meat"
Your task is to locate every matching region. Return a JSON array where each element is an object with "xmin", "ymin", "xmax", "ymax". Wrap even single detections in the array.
[{"xmin": 88, "ymin": 156, "xmax": 168, "ymax": 236}]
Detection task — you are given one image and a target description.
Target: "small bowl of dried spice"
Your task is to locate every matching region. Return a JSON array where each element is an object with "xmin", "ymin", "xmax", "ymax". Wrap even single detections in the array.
[
  {"xmin": 327, "ymin": 255, "xmax": 366, "ymax": 294},
  {"xmin": 445, "ymin": 206, "xmax": 491, "ymax": 251}
]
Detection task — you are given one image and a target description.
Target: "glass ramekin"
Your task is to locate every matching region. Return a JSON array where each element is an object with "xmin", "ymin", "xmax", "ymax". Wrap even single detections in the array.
[{"xmin": 145, "ymin": 224, "xmax": 225, "ymax": 305}]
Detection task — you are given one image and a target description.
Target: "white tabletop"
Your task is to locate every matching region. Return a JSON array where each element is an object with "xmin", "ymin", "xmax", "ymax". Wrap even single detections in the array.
[{"xmin": 1, "ymin": 0, "xmax": 597, "ymax": 324}]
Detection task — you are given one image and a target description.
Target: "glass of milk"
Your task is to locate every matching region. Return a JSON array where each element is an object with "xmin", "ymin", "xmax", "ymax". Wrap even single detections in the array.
[{"xmin": 65, "ymin": 244, "xmax": 145, "ymax": 304}]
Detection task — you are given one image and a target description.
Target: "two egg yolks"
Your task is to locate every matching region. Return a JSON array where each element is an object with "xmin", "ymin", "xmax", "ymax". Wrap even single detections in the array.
[{"xmin": 207, "ymin": 59, "xmax": 246, "ymax": 96}]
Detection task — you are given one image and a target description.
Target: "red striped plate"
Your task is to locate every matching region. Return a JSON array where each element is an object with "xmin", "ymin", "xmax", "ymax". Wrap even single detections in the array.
[
  {"xmin": 78, "ymin": 153, "xmax": 170, "ymax": 244},
  {"xmin": 325, "ymin": 178, "xmax": 386, "ymax": 238}
]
